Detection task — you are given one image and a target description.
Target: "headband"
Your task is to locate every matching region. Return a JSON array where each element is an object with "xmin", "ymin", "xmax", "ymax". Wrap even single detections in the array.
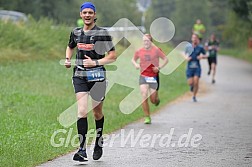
[{"xmin": 80, "ymin": 2, "xmax": 96, "ymax": 12}]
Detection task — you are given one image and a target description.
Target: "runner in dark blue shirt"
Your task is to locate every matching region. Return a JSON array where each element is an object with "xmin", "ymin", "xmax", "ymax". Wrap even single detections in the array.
[{"xmin": 184, "ymin": 34, "xmax": 208, "ymax": 102}]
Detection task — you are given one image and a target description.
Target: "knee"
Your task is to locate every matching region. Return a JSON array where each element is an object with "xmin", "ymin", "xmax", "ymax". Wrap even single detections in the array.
[
  {"xmin": 141, "ymin": 92, "xmax": 148, "ymax": 100},
  {"xmin": 93, "ymin": 112, "xmax": 101, "ymax": 119},
  {"xmin": 150, "ymin": 98, "xmax": 158, "ymax": 104},
  {"xmin": 78, "ymin": 107, "xmax": 88, "ymax": 118},
  {"xmin": 149, "ymin": 94, "xmax": 157, "ymax": 104},
  {"xmin": 193, "ymin": 81, "xmax": 199, "ymax": 87},
  {"xmin": 93, "ymin": 112, "xmax": 103, "ymax": 120},
  {"xmin": 187, "ymin": 79, "xmax": 193, "ymax": 85},
  {"xmin": 188, "ymin": 81, "xmax": 193, "ymax": 86},
  {"xmin": 193, "ymin": 79, "xmax": 198, "ymax": 85},
  {"xmin": 93, "ymin": 107, "xmax": 103, "ymax": 120},
  {"xmin": 150, "ymin": 97, "xmax": 155, "ymax": 104}
]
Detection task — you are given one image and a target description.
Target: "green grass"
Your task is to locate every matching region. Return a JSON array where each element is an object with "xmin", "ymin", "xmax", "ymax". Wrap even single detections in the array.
[
  {"xmin": 0, "ymin": 20, "xmax": 188, "ymax": 167},
  {"xmin": 0, "ymin": 18, "xmax": 69, "ymax": 63},
  {"xmin": 220, "ymin": 48, "xmax": 252, "ymax": 63}
]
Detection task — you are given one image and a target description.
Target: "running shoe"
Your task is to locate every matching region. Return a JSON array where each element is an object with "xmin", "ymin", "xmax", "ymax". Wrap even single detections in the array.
[
  {"xmin": 212, "ymin": 79, "xmax": 215, "ymax": 84},
  {"xmin": 93, "ymin": 145, "xmax": 103, "ymax": 160},
  {"xmin": 73, "ymin": 148, "xmax": 88, "ymax": 162},
  {"xmin": 144, "ymin": 116, "xmax": 151, "ymax": 124},
  {"xmin": 192, "ymin": 96, "xmax": 197, "ymax": 102}
]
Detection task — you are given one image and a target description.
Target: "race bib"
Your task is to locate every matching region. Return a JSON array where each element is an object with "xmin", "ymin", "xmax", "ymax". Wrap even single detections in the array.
[
  {"xmin": 86, "ymin": 67, "xmax": 105, "ymax": 82},
  {"xmin": 189, "ymin": 61, "xmax": 199, "ymax": 68},
  {"xmin": 145, "ymin": 77, "xmax": 157, "ymax": 83}
]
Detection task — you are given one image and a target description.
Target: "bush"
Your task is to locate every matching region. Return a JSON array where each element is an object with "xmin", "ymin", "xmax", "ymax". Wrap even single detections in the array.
[{"xmin": 222, "ymin": 12, "xmax": 252, "ymax": 48}]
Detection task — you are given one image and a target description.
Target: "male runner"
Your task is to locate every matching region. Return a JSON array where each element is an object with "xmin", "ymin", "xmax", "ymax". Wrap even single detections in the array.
[
  {"xmin": 205, "ymin": 33, "xmax": 219, "ymax": 84},
  {"xmin": 192, "ymin": 19, "xmax": 206, "ymax": 42},
  {"xmin": 65, "ymin": 2, "xmax": 116, "ymax": 161},
  {"xmin": 132, "ymin": 34, "xmax": 168, "ymax": 124},
  {"xmin": 184, "ymin": 34, "xmax": 207, "ymax": 102}
]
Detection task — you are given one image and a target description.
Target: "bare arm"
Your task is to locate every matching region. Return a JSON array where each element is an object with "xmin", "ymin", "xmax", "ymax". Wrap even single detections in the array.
[
  {"xmin": 152, "ymin": 56, "xmax": 168, "ymax": 73},
  {"xmin": 65, "ymin": 46, "xmax": 75, "ymax": 68},
  {"xmin": 97, "ymin": 50, "xmax": 116, "ymax": 65},
  {"xmin": 83, "ymin": 50, "xmax": 117, "ymax": 68},
  {"xmin": 159, "ymin": 56, "xmax": 168, "ymax": 69},
  {"xmin": 181, "ymin": 52, "xmax": 192, "ymax": 61},
  {"xmin": 131, "ymin": 56, "xmax": 140, "ymax": 69},
  {"xmin": 198, "ymin": 53, "xmax": 208, "ymax": 60}
]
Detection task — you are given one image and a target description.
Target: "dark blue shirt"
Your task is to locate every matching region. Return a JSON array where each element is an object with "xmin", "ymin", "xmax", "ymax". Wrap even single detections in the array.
[{"xmin": 185, "ymin": 44, "xmax": 206, "ymax": 69}]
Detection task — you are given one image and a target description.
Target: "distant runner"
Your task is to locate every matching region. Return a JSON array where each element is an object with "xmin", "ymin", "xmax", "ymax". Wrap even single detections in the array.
[
  {"xmin": 205, "ymin": 33, "xmax": 220, "ymax": 84},
  {"xmin": 184, "ymin": 34, "xmax": 208, "ymax": 102},
  {"xmin": 132, "ymin": 34, "xmax": 168, "ymax": 124},
  {"xmin": 192, "ymin": 19, "xmax": 206, "ymax": 42}
]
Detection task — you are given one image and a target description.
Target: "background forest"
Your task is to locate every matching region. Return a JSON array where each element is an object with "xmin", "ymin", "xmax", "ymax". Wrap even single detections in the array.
[{"xmin": 1, "ymin": 0, "xmax": 252, "ymax": 48}]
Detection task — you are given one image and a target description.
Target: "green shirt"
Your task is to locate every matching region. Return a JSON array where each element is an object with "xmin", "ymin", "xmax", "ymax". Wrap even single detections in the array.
[
  {"xmin": 193, "ymin": 24, "xmax": 206, "ymax": 38},
  {"xmin": 205, "ymin": 40, "xmax": 219, "ymax": 57}
]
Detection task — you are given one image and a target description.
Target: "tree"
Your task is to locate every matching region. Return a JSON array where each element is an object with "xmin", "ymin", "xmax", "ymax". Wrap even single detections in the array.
[
  {"xmin": 145, "ymin": 0, "xmax": 176, "ymax": 32},
  {"xmin": 222, "ymin": 0, "xmax": 252, "ymax": 47},
  {"xmin": 171, "ymin": 0, "xmax": 210, "ymax": 43},
  {"xmin": 93, "ymin": 0, "xmax": 141, "ymax": 26},
  {"xmin": 0, "ymin": 0, "xmax": 80, "ymax": 24},
  {"xmin": 229, "ymin": 0, "xmax": 252, "ymax": 22}
]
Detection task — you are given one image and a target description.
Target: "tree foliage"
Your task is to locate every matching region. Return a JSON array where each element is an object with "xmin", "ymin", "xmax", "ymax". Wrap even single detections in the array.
[
  {"xmin": 93, "ymin": 0, "xmax": 141, "ymax": 26},
  {"xmin": 0, "ymin": 0, "xmax": 80, "ymax": 24},
  {"xmin": 0, "ymin": 0, "xmax": 142, "ymax": 26},
  {"xmin": 222, "ymin": 0, "xmax": 252, "ymax": 47},
  {"xmin": 0, "ymin": 0, "xmax": 251, "ymax": 48},
  {"xmin": 229, "ymin": 0, "xmax": 252, "ymax": 22},
  {"xmin": 170, "ymin": 0, "xmax": 210, "ymax": 43}
]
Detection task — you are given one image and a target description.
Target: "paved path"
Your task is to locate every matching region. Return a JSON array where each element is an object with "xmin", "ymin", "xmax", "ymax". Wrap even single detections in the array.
[{"xmin": 39, "ymin": 56, "xmax": 252, "ymax": 167}]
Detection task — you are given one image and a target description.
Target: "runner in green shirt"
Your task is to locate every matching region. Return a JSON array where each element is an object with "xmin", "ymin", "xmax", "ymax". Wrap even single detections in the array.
[
  {"xmin": 192, "ymin": 19, "xmax": 206, "ymax": 42},
  {"xmin": 205, "ymin": 34, "xmax": 219, "ymax": 84}
]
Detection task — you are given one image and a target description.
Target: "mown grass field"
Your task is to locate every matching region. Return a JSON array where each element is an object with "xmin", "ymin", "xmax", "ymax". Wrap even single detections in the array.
[{"xmin": 0, "ymin": 19, "xmax": 189, "ymax": 167}]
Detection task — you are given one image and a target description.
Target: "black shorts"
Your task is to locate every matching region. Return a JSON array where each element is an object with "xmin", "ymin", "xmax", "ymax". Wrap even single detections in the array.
[
  {"xmin": 139, "ymin": 75, "xmax": 160, "ymax": 90},
  {"xmin": 72, "ymin": 77, "xmax": 106, "ymax": 102},
  {"xmin": 208, "ymin": 57, "xmax": 217, "ymax": 65}
]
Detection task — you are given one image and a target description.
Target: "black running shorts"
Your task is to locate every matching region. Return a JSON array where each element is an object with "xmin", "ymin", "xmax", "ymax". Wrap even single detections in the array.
[
  {"xmin": 208, "ymin": 57, "xmax": 217, "ymax": 65},
  {"xmin": 139, "ymin": 75, "xmax": 160, "ymax": 90},
  {"xmin": 72, "ymin": 77, "xmax": 106, "ymax": 102}
]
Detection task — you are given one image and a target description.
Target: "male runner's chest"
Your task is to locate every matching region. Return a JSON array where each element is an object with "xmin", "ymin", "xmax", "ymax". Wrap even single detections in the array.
[
  {"xmin": 76, "ymin": 34, "xmax": 96, "ymax": 51},
  {"xmin": 140, "ymin": 49, "xmax": 158, "ymax": 63}
]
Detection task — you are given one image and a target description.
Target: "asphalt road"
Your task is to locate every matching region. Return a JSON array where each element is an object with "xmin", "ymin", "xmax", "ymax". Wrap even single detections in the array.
[{"xmin": 38, "ymin": 56, "xmax": 252, "ymax": 167}]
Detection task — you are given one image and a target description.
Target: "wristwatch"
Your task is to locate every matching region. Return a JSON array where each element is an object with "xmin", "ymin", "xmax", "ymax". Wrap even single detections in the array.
[{"xmin": 94, "ymin": 60, "xmax": 99, "ymax": 66}]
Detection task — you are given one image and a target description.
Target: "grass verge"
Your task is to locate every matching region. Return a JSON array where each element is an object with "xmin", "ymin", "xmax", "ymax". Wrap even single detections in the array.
[{"xmin": 220, "ymin": 48, "xmax": 252, "ymax": 63}]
